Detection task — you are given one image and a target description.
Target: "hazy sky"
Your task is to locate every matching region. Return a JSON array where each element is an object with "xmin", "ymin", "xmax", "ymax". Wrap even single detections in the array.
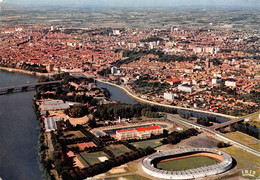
[{"xmin": 3, "ymin": 0, "xmax": 260, "ymax": 8}]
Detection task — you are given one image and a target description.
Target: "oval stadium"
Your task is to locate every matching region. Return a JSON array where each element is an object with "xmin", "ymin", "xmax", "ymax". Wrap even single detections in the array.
[{"xmin": 142, "ymin": 148, "xmax": 233, "ymax": 179}]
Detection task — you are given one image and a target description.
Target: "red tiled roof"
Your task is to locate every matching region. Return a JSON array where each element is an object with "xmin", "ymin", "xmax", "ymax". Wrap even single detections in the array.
[
  {"xmin": 67, "ymin": 151, "xmax": 75, "ymax": 157},
  {"xmin": 136, "ymin": 125, "xmax": 162, "ymax": 132},
  {"xmin": 117, "ymin": 129, "xmax": 136, "ymax": 133},
  {"xmin": 166, "ymin": 78, "xmax": 181, "ymax": 83}
]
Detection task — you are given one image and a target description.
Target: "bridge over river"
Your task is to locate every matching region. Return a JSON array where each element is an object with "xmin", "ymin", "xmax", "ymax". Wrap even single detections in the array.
[
  {"xmin": 0, "ymin": 80, "xmax": 62, "ymax": 95},
  {"xmin": 210, "ymin": 111, "xmax": 260, "ymax": 130}
]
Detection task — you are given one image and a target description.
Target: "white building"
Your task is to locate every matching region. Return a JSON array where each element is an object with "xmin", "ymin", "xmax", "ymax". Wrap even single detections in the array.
[
  {"xmin": 44, "ymin": 117, "xmax": 62, "ymax": 132},
  {"xmin": 164, "ymin": 92, "xmax": 174, "ymax": 101},
  {"xmin": 111, "ymin": 67, "xmax": 117, "ymax": 74},
  {"xmin": 128, "ymin": 43, "xmax": 137, "ymax": 49},
  {"xmin": 113, "ymin": 30, "xmax": 120, "ymax": 35},
  {"xmin": 178, "ymin": 84, "xmax": 194, "ymax": 93},
  {"xmin": 225, "ymin": 80, "xmax": 236, "ymax": 87},
  {"xmin": 212, "ymin": 78, "xmax": 222, "ymax": 85},
  {"xmin": 40, "ymin": 100, "xmax": 70, "ymax": 112},
  {"xmin": 116, "ymin": 129, "xmax": 137, "ymax": 140},
  {"xmin": 116, "ymin": 125, "xmax": 163, "ymax": 140}
]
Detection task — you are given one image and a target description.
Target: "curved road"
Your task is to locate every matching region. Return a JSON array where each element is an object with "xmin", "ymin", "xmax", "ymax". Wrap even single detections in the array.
[{"xmin": 96, "ymin": 79, "xmax": 260, "ymax": 157}]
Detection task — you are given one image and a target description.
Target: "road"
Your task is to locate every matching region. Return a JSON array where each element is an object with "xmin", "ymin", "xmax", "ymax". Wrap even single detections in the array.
[{"xmin": 166, "ymin": 114, "xmax": 260, "ymax": 157}]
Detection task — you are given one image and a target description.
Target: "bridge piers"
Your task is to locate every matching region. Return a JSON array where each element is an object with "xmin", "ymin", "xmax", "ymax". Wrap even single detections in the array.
[
  {"xmin": 0, "ymin": 80, "xmax": 61, "ymax": 95},
  {"xmin": 7, "ymin": 88, "xmax": 14, "ymax": 93},
  {"xmin": 21, "ymin": 86, "xmax": 28, "ymax": 91}
]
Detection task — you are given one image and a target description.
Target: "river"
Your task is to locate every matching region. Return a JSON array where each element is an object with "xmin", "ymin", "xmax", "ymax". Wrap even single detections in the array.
[
  {"xmin": 96, "ymin": 82, "xmax": 138, "ymax": 105},
  {"xmin": 96, "ymin": 81, "xmax": 230, "ymax": 123},
  {"xmin": 0, "ymin": 70, "xmax": 43, "ymax": 180}
]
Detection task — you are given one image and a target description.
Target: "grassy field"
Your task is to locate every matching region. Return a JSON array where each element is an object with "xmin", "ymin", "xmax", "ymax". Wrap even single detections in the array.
[
  {"xmin": 156, "ymin": 156, "xmax": 217, "ymax": 171},
  {"xmin": 219, "ymin": 146, "xmax": 260, "ymax": 168},
  {"xmin": 77, "ymin": 154, "xmax": 90, "ymax": 168},
  {"xmin": 79, "ymin": 151, "xmax": 109, "ymax": 166},
  {"xmin": 249, "ymin": 143, "xmax": 260, "ymax": 151},
  {"xmin": 64, "ymin": 130, "xmax": 86, "ymax": 139},
  {"xmin": 225, "ymin": 132, "xmax": 259, "ymax": 151},
  {"xmin": 131, "ymin": 139, "xmax": 162, "ymax": 149},
  {"xmin": 106, "ymin": 144, "xmax": 131, "ymax": 156},
  {"xmin": 225, "ymin": 132, "xmax": 255, "ymax": 144}
]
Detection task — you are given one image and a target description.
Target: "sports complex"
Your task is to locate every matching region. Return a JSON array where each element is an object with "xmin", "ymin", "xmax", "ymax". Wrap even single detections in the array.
[{"xmin": 142, "ymin": 148, "xmax": 233, "ymax": 179}]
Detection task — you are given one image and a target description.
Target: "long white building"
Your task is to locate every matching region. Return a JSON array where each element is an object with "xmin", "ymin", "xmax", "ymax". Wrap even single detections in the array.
[{"xmin": 116, "ymin": 125, "xmax": 163, "ymax": 140}]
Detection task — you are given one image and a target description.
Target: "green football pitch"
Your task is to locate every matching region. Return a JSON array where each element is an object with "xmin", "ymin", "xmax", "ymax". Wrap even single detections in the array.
[{"xmin": 156, "ymin": 156, "xmax": 218, "ymax": 171}]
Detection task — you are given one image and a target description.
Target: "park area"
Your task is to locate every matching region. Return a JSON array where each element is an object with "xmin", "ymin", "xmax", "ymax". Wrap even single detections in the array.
[
  {"xmin": 131, "ymin": 139, "xmax": 162, "ymax": 149},
  {"xmin": 225, "ymin": 132, "xmax": 260, "ymax": 150},
  {"xmin": 156, "ymin": 156, "xmax": 218, "ymax": 171},
  {"xmin": 77, "ymin": 151, "xmax": 109, "ymax": 168},
  {"xmin": 106, "ymin": 144, "xmax": 131, "ymax": 156}
]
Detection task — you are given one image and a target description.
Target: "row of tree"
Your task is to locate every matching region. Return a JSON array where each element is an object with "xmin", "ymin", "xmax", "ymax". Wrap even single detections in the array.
[
  {"xmin": 161, "ymin": 128, "xmax": 199, "ymax": 144},
  {"xmin": 230, "ymin": 123, "xmax": 259, "ymax": 139},
  {"xmin": 94, "ymin": 103, "xmax": 177, "ymax": 121},
  {"xmin": 32, "ymin": 98, "xmax": 57, "ymax": 179},
  {"xmin": 67, "ymin": 104, "xmax": 89, "ymax": 118},
  {"xmin": 80, "ymin": 129, "xmax": 103, "ymax": 146},
  {"xmin": 197, "ymin": 117, "xmax": 213, "ymax": 126},
  {"xmin": 60, "ymin": 137, "xmax": 92, "ymax": 145},
  {"xmin": 21, "ymin": 62, "xmax": 48, "ymax": 73},
  {"xmin": 217, "ymin": 141, "xmax": 230, "ymax": 148}
]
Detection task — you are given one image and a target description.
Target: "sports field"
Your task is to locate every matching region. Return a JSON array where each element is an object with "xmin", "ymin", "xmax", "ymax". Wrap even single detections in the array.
[
  {"xmin": 131, "ymin": 139, "xmax": 162, "ymax": 149},
  {"xmin": 156, "ymin": 156, "xmax": 217, "ymax": 171},
  {"xmin": 76, "ymin": 154, "xmax": 89, "ymax": 168},
  {"xmin": 77, "ymin": 151, "xmax": 109, "ymax": 167},
  {"xmin": 64, "ymin": 130, "xmax": 86, "ymax": 139},
  {"xmin": 106, "ymin": 144, "xmax": 131, "ymax": 156}
]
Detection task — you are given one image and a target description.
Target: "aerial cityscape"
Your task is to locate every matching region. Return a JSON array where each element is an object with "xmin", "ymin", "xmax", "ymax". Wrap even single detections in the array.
[{"xmin": 0, "ymin": 0, "xmax": 259, "ymax": 180}]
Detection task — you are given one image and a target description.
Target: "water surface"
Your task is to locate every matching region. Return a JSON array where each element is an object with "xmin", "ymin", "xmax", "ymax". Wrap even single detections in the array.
[{"xmin": 0, "ymin": 70, "xmax": 42, "ymax": 180}]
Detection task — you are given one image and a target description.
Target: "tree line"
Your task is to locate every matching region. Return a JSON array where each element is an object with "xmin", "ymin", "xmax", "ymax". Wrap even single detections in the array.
[
  {"xmin": 230, "ymin": 123, "xmax": 259, "ymax": 139},
  {"xmin": 93, "ymin": 103, "xmax": 177, "ymax": 121},
  {"xmin": 161, "ymin": 128, "xmax": 199, "ymax": 144}
]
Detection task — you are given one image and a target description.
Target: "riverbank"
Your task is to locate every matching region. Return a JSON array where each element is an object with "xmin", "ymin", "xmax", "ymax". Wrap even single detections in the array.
[
  {"xmin": 0, "ymin": 66, "xmax": 50, "ymax": 77},
  {"xmin": 96, "ymin": 79, "xmax": 237, "ymax": 120}
]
